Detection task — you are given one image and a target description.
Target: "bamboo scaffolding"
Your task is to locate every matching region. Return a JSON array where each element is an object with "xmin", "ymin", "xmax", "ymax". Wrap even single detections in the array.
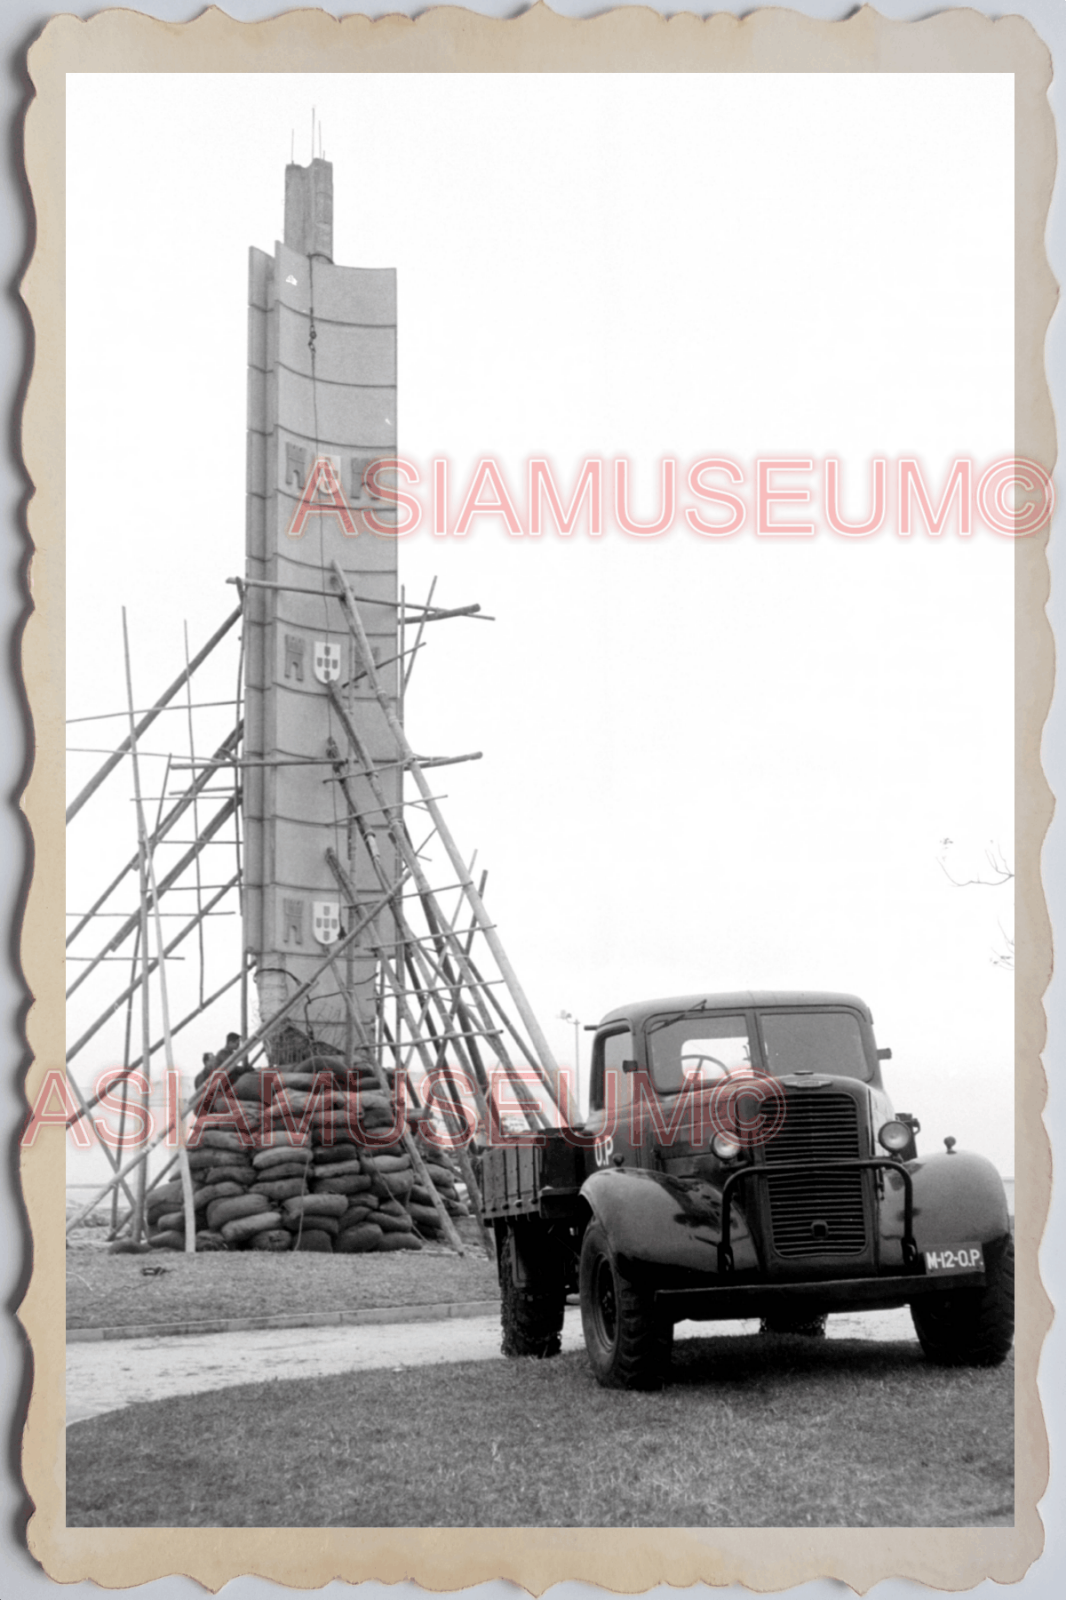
[
  {"xmin": 67, "ymin": 604, "xmax": 242, "ymax": 823},
  {"xmin": 65, "ymin": 876, "xmax": 411, "ymax": 1235},
  {"xmin": 66, "ymin": 724, "xmax": 242, "ymax": 947},
  {"xmin": 66, "ymin": 968, "xmax": 244, "ymax": 1127},
  {"xmin": 324, "ymin": 956, "xmax": 466, "ymax": 1255},
  {"xmin": 321, "ymin": 706, "xmax": 545, "ymax": 1119},
  {"xmin": 66, "ymin": 877, "xmax": 240, "ymax": 1065},
  {"xmin": 329, "ymin": 559, "xmax": 562, "ymax": 1106},
  {"xmin": 66, "ymin": 795, "xmax": 239, "ymax": 998}
]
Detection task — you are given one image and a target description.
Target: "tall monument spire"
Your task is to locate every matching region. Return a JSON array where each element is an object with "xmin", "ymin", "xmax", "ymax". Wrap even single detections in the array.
[
  {"xmin": 243, "ymin": 162, "xmax": 399, "ymax": 1055},
  {"xmin": 284, "ymin": 157, "xmax": 334, "ymax": 261}
]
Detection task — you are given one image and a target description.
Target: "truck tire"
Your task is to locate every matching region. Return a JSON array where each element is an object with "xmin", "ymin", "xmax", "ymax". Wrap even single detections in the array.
[
  {"xmin": 760, "ymin": 1312, "xmax": 828, "ymax": 1338},
  {"xmin": 579, "ymin": 1221, "xmax": 672, "ymax": 1390},
  {"xmin": 911, "ymin": 1235, "xmax": 1014, "ymax": 1366},
  {"xmin": 499, "ymin": 1226, "xmax": 566, "ymax": 1359}
]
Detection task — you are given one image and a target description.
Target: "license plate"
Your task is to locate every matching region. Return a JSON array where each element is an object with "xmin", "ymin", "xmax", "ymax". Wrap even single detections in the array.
[{"xmin": 924, "ymin": 1244, "xmax": 984, "ymax": 1275}]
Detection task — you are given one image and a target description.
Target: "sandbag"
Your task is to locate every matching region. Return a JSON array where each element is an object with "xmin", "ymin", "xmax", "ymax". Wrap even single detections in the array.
[
  {"xmin": 338, "ymin": 1204, "xmax": 375, "ymax": 1228},
  {"xmin": 192, "ymin": 1180, "xmax": 246, "ymax": 1211},
  {"xmin": 376, "ymin": 1211, "xmax": 415, "ymax": 1234},
  {"xmin": 376, "ymin": 1232, "xmax": 423, "ymax": 1251},
  {"xmin": 155, "ymin": 1210, "xmax": 186, "ymax": 1233},
  {"xmin": 250, "ymin": 1228, "xmax": 292, "ymax": 1252},
  {"xmin": 252, "ymin": 1178, "xmax": 309, "ymax": 1202},
  {"xmin": 220, "ymin": 1210, "xmax": 282, "ymax": 1243},
  {"xmin": 334, "ymin": 1223, "xmax": 383, "ymax": 1254},
  {"xmin": 377, "ymin": 1170, "xmax": 415, "ymax": 1200},
  {"xmin": 249, "ymin": 1163, "xmax": 312, "ymax": 1184},
  {"xmin": 269, "ymin": 1089, "xmax": 315, "ymax": 1115},
  {"xmin": 295, "ymin": 1230, "xmax": 334, "ymax": 1253},
  {"xmin": 368, "ymin": 1152, "xmax": 411, "ymax": 1174},
  {"xmin": 284, "ymin": 1216, "xmax": 337, "ymax": 1241},
  {"xmin": 444, "ymin": 1199, "xmax": 470, "ymax": 1217},
  {"xmin": 195, "ymin": 1231, "xmax": 228, "ymax": 1251},
  {"xmin": 148, "ymin": 1231, "xmax": 185, "ymax": 1250},
  {"xmin": 233, "ymin": 1073, "xmax": 271, "ymax": 1102},
  {"xmin": 282, "ymin": 1192, "xmax": 349, "ymax": 1220},
  {"xmin": 344, "ymin": 1192, "xmax": 378, "ymax": 1214},
  {"xmin": 408, "ymin": 1202, "xmax": 444, "ymax": 1230},
  {"xmin": 187, "ymin": 1147, "xmax": 250, "ymax": 1171},
  {"xmin": 409, "ymin": 1183, "xmax": 434, "ymax": 1206},
  {"xmin": 308, "ymin": 1158, "xmax": 364, "ymax": 1178},
  {"xmin": 207, "ymin": 1193, "xmax": 270, "ymax": 1230},
  {"xmin": 145, "ymin": 1182, "xmax": 184, "ymax": 1215},
  {"xmin": 423, "ymin": 1162, "xmax": 461, "ymax": 1187},
  {"xmin": 196, "ymin": 1130, "xmax": 255, "ymax": 1153},
  {"xmin": 252, "ymin": 1145, "xmax": 313, "ymax": 1170},
  {"xmin": 313, "ymin": 1174, "xmax": 372, "ymax": 1196},
  {"xmin": 313, "ymin": 1144, "xmax": 364, "ymax": 1166},
  {"xmin": 195, "ymin": 1164, "xmax": 257, "ymax": 1189}
]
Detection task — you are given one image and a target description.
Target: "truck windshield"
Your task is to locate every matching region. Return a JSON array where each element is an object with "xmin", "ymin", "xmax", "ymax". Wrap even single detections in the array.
[
  {"xmin": 759, "ymin": 1010, "xmax": 871, "ymax": 1081},
  {"xmin": 646, "ymin": 1014, "xmax": 752, "ymax": 1094}
]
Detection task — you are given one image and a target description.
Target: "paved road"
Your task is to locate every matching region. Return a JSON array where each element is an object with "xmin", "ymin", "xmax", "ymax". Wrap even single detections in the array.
[{"xmin": 66, "ymin": 1305, "xmax": 916, "ymax": 1426}]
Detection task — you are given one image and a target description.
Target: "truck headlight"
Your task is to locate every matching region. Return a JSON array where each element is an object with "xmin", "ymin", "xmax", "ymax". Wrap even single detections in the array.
[
  {"xmin": 878, "ymin": 1120, "xmax": 912, "ymax": 1153},
  {"xmin": 711, "ymin": 1133, "xmax": 742, "ymax": 1160}
]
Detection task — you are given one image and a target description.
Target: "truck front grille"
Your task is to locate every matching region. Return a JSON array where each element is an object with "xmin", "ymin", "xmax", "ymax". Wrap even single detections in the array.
[{"xmin": 763, "ymin": 1092, "xmax": 867, "ymax": 1259}]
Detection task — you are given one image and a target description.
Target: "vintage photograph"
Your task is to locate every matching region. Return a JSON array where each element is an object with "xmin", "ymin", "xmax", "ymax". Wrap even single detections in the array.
[{"xmin": 49, "ymin": 58, "xmax": 1026, "ymax": 1546}]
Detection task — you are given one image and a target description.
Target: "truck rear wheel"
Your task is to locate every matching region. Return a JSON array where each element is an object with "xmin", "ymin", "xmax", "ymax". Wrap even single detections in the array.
[
  {"xmin": 499, "ymin": 1223, "xmax": 566, "ymax": 1359},
  {"xmin": 579, "ymin": 1221, "xmax": 672, "ymax": 1390},
  {"xmin": 911, "ymin": 1235, "xmax": 1014, "ymax": 1366}
]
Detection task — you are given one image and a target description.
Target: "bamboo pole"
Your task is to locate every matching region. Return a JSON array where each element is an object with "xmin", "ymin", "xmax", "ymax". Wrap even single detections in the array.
[
  {"xmin": 65, "ymin": 877, "xmax": 411, "ymax": 1235},
  {"xmin": 67, "ymin": 604, "xmax": 242, "ymax": 822},
  {"xmin": 325, "ymin": 956, "xmax": 467, "ymax": 1255},
  {"xmin": 66, "ymin": 877, "xmax": 239, "ymax": 1065},
  {"xmin": 121, "ymin": 610, "xmax": 152, "ymax": 1244},
  {"xmin": 324, "ymin": 686, "xmax": 542, "ymax": 1116},
  {"xmin": 66, "ymin": 795, "xmax": 239, "ymax": 998},
  {"xmin": 144, "ymin": 833, "xmax": 197, "ymax": 1254},
  {"xmin": 66, "ymin": 724, "xmax": 243, "ymax": 948},
  {"xmin": 329, "ymin": 560, "xmax": 561, "ymax": 1106}
]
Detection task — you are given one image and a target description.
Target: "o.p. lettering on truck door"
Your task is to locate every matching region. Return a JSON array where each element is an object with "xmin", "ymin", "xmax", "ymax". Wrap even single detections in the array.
[{"xmin": 593, "ymin": 1135, "xmax": 615, "ymax": 1169}]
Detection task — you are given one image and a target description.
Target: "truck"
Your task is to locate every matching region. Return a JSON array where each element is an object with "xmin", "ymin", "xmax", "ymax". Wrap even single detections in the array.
[{"xmin": 479, "ymin": 991, "xmax": 1014, "ymax": 1389}]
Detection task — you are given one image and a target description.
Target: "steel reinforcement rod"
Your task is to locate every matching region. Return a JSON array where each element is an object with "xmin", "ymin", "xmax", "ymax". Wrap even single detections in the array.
[{"xmin": 67, "ymin": 603, "xmax": 243, "ymax": 824}]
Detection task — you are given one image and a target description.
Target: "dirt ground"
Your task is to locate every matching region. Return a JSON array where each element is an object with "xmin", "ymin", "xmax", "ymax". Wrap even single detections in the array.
[{"xmin": 67, "ymin": 1304, "xmax": 916, "ymax": 1425}]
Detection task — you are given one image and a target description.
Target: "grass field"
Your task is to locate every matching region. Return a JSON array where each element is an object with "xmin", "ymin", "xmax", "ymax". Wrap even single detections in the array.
[
  {"xmin": 66, "ymin": 1248, "xmax": 499, "ymax": 1330},
  {"xmin": 66, "ymin": 1333, "xmax": 1013, "ymax": 1528}
]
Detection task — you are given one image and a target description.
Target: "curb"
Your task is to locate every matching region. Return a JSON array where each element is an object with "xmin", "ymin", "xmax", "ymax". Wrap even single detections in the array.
[{"xmin": 67, "ymin": 1297, "xmax": 501, "ymax": 1344}]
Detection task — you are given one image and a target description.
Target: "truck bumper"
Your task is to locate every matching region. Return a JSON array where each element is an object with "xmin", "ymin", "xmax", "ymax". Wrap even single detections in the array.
[{"xmin": 654, "ymin": 1268, "xmax": 984, "ymax": 1322}]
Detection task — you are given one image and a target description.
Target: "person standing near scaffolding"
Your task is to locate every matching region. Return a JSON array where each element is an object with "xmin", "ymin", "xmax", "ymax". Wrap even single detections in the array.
[{"xmin": 194, "ymin": 1032, "xmax": 246, "ymax": 1091}]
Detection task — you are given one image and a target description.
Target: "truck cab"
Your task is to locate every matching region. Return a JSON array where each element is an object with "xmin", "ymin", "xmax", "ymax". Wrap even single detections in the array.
[{"xmin": 480, "ymin": 991, "xmax": 1013, "ymax": 1389}]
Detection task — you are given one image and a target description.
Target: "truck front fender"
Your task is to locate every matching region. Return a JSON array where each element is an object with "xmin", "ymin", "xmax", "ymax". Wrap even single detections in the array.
[
  {"xmin": 879, "ymin": 1150, "xmax": 1010, "ymax": 1268},
  {"xmin": 580, "ymin": 1166, "xmax": 757, "ymax": 1280}
]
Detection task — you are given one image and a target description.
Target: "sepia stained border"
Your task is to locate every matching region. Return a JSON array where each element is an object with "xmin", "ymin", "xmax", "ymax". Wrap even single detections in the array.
[{"xmin": 18, "ymin": 4, "xmax": 1056, "ymax": 1590}]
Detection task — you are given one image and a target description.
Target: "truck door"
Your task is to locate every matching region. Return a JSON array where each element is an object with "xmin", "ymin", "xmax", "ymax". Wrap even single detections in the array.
[{"xmin": 586, "ymin": 1026, "xmax": 636, "ymax": 1172}]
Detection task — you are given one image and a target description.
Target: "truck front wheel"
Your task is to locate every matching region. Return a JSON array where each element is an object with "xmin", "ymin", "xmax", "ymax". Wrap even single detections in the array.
[
  {"xmin": 499, "ymin": 1223, "xmax": 566, "ymax": 1359},
  {"xmin": 911, "ymin": 1235, "xmax": 1014, "ymax": 1366},
  {"xmin": 579, "ymin": 1220, "xmax": 672, "ymax": 1390}
]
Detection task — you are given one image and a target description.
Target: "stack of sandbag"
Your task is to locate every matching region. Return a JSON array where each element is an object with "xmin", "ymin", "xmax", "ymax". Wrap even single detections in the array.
[
  {"xmin": 144, "ymin": 1129, "xmax": 274, "ymax": 1252},
  {"xmin": 144, "ymin": 1031, "xmax": 472, "ymax": 1253}
]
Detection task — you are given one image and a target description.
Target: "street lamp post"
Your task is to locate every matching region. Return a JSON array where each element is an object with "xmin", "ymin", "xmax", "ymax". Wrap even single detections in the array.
[{"xmin": 558, "ymin": 1009, "xmax": 581, "ymax": 1114}]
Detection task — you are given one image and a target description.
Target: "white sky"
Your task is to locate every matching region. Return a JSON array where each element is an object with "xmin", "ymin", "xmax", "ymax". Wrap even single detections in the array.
[{"xmin": 65, "ymin": 72, "xmax": 1015, "ymax": 1185}]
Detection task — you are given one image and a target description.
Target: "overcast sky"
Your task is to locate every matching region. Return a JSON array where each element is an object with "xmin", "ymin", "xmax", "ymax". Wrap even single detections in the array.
[{"xmin": 65, "ymin": 72, "xmax": 1015, "ymax": 1186}]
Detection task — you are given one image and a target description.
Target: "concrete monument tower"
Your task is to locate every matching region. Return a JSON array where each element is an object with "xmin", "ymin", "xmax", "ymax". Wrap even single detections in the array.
[{"xmin": 243, "ymin": 160, "xmax": 399, "ymax": 1053}]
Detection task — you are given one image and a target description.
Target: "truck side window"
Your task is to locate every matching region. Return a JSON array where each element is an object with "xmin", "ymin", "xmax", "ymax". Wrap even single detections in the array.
[{"xmin": 590, "ymin": 1028, "xmax": 634, "ymax": 1111}]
